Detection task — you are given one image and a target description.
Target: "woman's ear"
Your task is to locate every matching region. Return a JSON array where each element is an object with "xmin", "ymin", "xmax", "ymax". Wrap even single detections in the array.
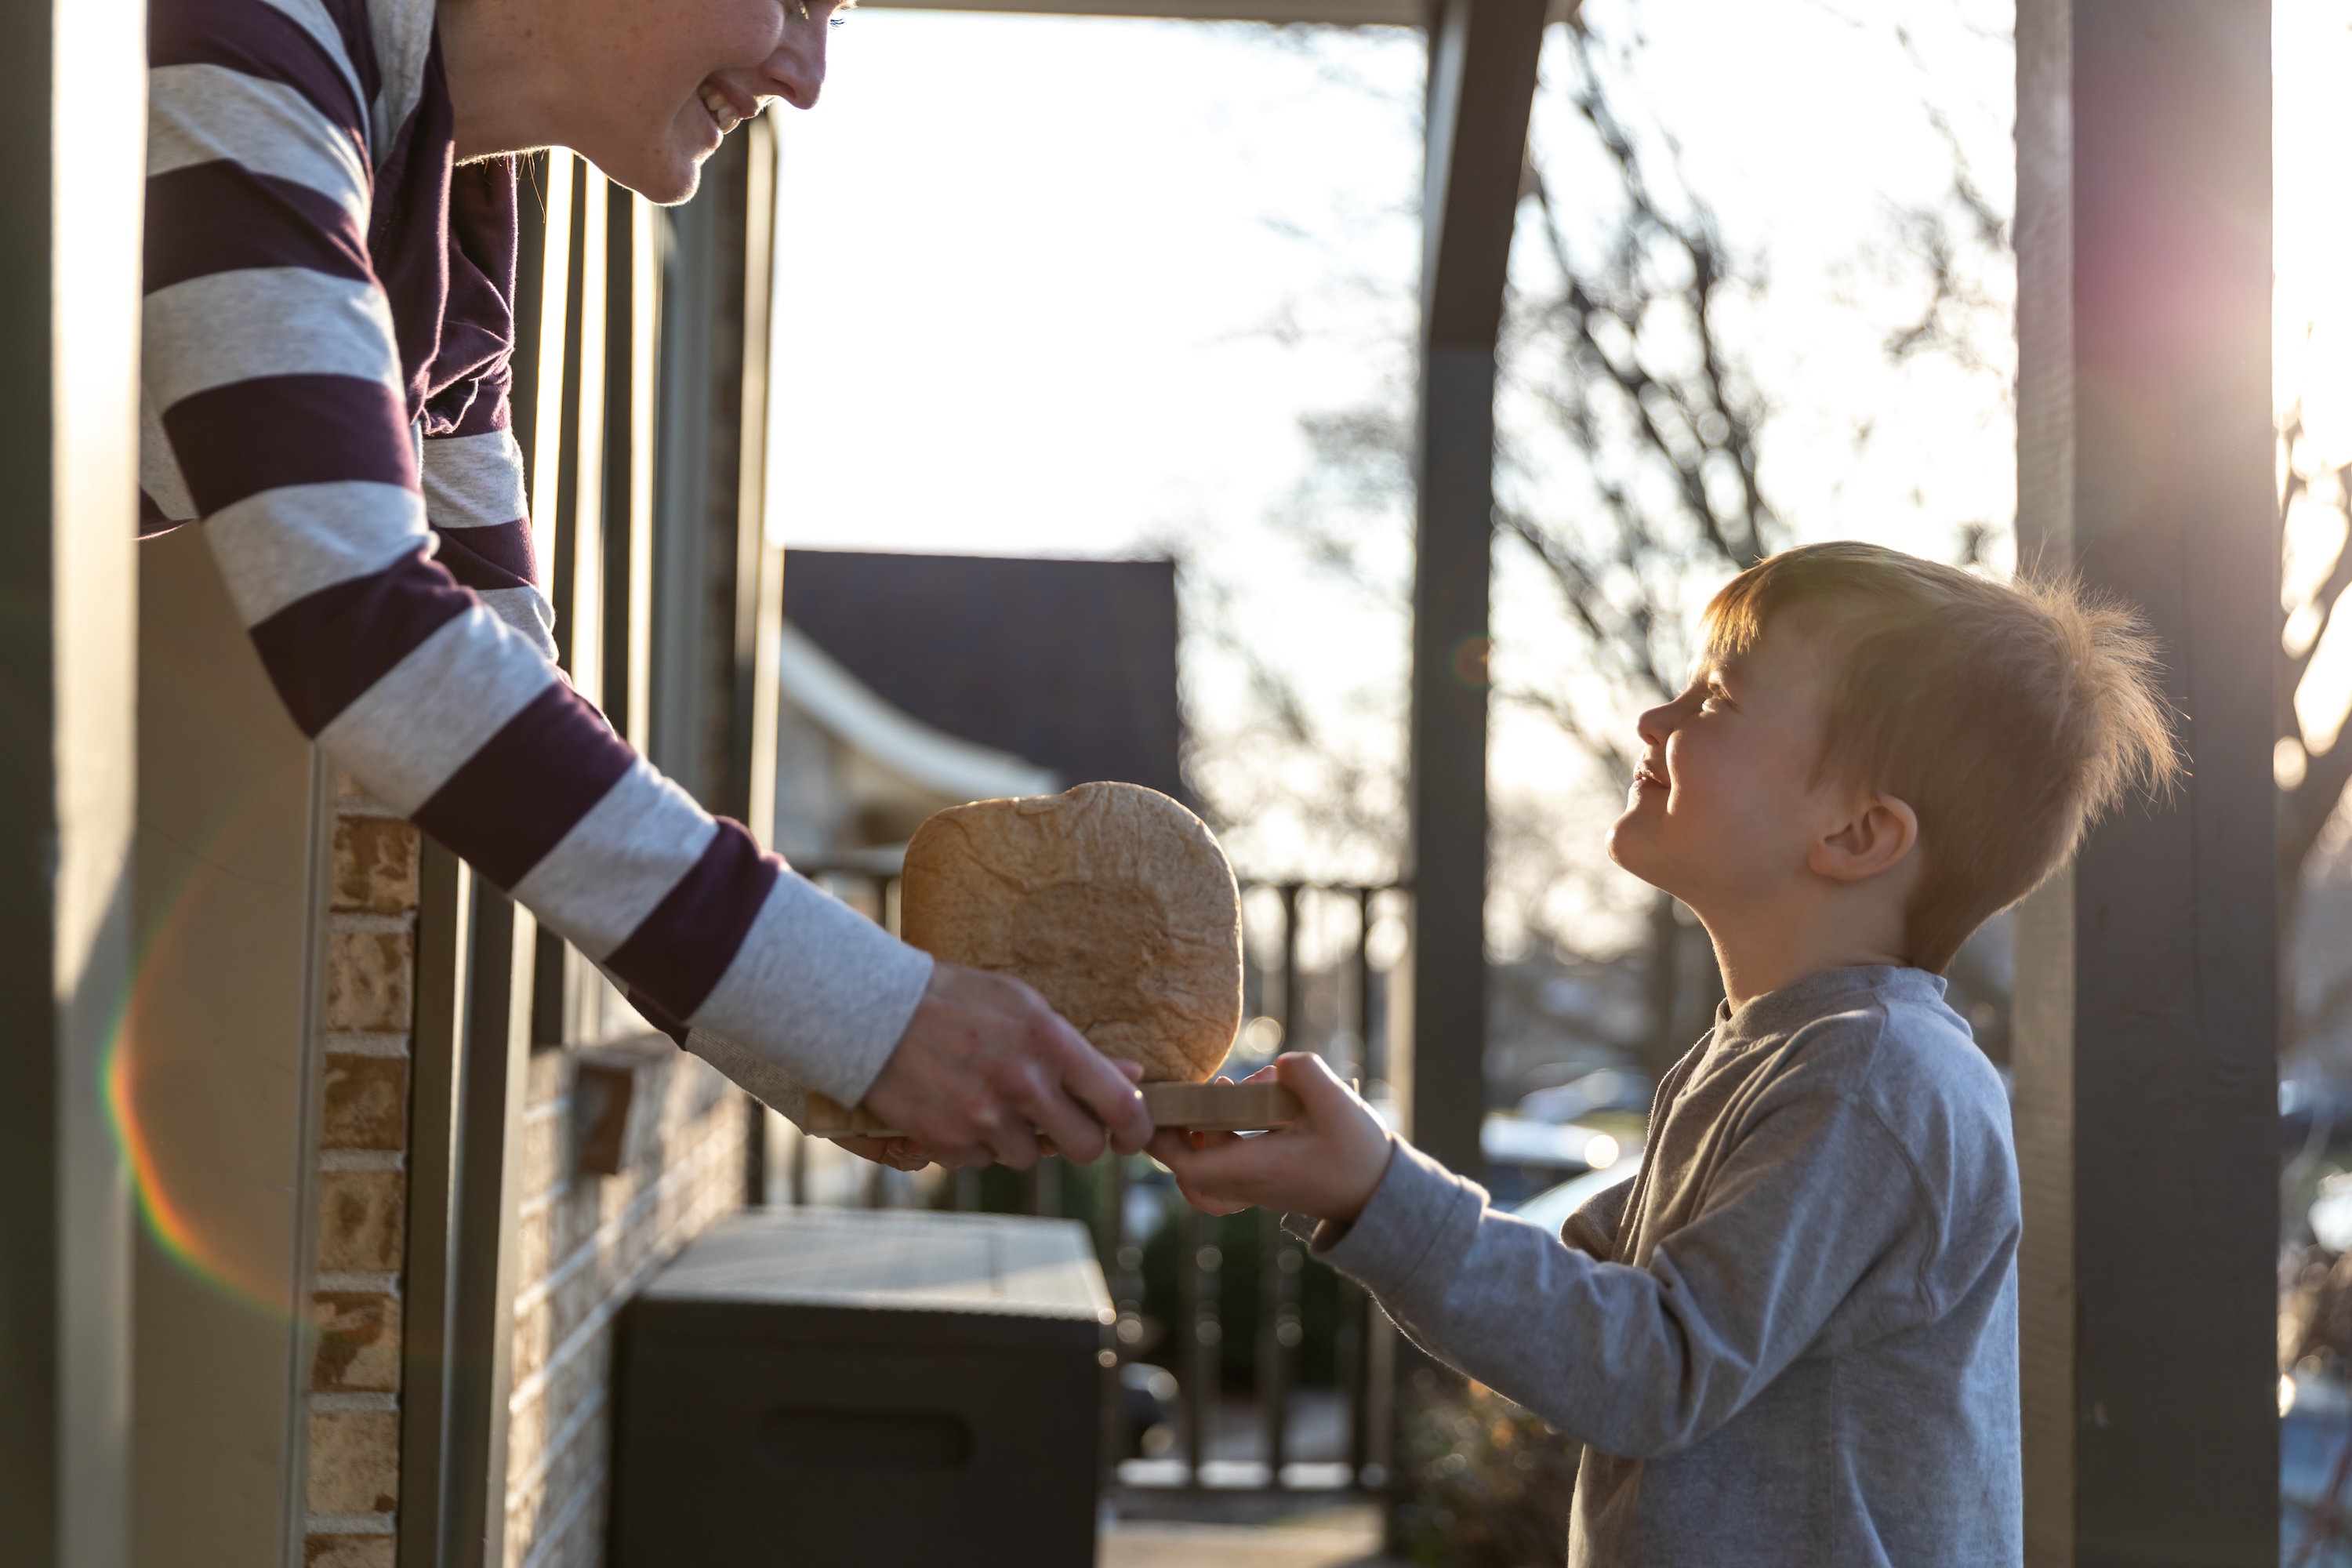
[{"xmin": 1809, "ymin": 793, "xmax": 1919, "ymax": 883}]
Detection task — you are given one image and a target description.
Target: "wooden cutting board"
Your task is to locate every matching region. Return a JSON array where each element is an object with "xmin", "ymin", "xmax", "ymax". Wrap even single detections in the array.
[{"xmin": 802, "ymin": 1079, "xmax": 1301, "ymax": 1142}]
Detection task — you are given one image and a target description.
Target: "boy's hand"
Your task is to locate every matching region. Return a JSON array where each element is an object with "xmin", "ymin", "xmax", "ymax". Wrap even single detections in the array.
[{"xmin": 1149, "ymin": 1053, "xmax": 1392, "ymax": 1223}]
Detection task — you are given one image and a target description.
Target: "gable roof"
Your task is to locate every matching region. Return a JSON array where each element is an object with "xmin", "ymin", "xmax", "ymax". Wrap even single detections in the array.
[
  {"xmin": 775, "ymin": 619, "xmax": 1062, "ymax": 804},
  {"xmin": 779, "ymin": 549, "xmax": 1185, "ymax": 800}
]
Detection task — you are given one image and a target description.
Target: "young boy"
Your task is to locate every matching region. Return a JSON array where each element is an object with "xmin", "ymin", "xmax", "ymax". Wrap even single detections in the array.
[{"xmin": 1152, "ymin": 542, "xmax": 2180, "ymax": 1566}]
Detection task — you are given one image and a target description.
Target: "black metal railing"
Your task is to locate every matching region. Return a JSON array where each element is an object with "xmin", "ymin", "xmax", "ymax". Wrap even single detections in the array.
[{"xmin": 784, "ymin": 862, "xmax": 1402, "ymax": 1494}]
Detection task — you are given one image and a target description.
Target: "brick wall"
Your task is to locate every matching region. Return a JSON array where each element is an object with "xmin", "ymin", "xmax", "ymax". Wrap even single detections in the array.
[
  {"xmin": 296, "ymin": 775, "xmax": 749, "ymax": 1568},
  {"xmin": 503, "ymin": 1037, "xmax": 745, "ymax": 1567},
  {"xmin": 304, "ymin": 781, "xmax": 419, "ymax": 1566}
]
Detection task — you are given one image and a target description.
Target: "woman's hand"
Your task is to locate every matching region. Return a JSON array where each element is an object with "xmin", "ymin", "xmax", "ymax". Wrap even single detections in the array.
[
  {"xmin": 860, "ymin": 962, "xmax": 1152, "ymax": 1169},
  {"xmin": 1149, "ymin": 1053, "xmax": 1393, "ymax": 1224}
]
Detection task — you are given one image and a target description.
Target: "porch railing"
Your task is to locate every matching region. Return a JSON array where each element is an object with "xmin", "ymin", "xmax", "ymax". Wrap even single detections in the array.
[{"xmin": 785, "ymin": 863, "xmax": 1403, "ymax": 1495}]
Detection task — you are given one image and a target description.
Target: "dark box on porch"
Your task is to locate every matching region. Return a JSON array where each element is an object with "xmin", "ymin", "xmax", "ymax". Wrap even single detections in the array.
[{"xmin": 611, "ymin": 1206, "xmax": 1112, "ymax": 1566}]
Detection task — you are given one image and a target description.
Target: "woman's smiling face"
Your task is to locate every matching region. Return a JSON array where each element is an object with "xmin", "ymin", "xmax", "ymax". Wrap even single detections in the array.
[{"xmin": 514, "ymin": 0, "xmax": 840, "ymax": 204}]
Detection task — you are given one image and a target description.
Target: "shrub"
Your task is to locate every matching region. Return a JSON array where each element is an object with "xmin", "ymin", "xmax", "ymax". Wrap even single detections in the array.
[{"xmin": 1391, "ymin": 1363, "xmax": 1581, "ymax": 1568}]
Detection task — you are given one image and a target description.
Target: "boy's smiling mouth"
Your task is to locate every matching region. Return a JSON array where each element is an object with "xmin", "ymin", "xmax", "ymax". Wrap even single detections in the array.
[{"xmin": 1631, "ymin": 763, "xmax": 1669, "ymax": 801}]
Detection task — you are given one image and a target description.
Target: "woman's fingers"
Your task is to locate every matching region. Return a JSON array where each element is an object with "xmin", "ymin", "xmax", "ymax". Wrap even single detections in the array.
[
  {"xmin": 834, "ymin": 1134, "xmax": 906, "ymax": 1167},
  {"xmin": 868, "ymin": 963, "xmax": 1152, "ymax": 1167}
]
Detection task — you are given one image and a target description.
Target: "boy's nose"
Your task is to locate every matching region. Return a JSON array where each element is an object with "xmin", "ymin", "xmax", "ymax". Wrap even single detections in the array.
[{"xmin": 1636, "ymin": 703, "xmax": 1671, "ymax": 748}]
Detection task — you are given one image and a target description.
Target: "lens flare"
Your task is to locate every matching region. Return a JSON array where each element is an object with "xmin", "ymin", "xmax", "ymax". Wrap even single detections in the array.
[{"xmin": 107, "ymin": 788, "xmax": 310, "ymax": 1321}]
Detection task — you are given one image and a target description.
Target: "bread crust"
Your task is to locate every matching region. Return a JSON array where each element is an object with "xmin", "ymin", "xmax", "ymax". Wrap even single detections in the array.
[{"xmin": 900, "ymin": 782, "xmax": 1243, "ymax": 1083}]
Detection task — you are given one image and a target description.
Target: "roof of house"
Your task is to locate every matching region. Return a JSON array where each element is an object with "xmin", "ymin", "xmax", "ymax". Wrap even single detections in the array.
[
  {"xmin": 774, "ymin": 619, "xmax": 1062, "ymax": 804},
  {"xmin": 778, "ymin": 549, "xmax": 1185, "ymax": 800}
]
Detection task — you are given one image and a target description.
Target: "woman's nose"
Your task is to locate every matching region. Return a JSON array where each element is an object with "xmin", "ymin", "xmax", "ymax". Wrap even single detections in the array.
[
  {"xmin": 1636, "ymin": 703, "xmax": 1672, "ymax": 749},
  {"xmin": 764, "ymin": 10, "xmax": 831, "ymax": 110}
]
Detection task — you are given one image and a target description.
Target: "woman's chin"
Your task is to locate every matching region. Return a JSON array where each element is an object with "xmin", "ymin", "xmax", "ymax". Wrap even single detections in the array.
[
  {"xmin": 608, "ymin": 147, "xmax": 702, "ymax": 206},
  {"xmin": 644, "ymin": 159, "xmax": 702, "ymax": 206}
]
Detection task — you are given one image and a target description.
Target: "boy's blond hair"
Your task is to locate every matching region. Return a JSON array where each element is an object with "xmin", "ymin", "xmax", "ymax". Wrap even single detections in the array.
[{"xmin": 1704, "ymin": 541, "xmax": 2182, "ymax": 972}]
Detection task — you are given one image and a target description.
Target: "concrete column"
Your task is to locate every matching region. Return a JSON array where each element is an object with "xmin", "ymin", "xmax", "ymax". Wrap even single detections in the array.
[{"xmin": 2013, "ymin": 4, "xmax": 2278, "ymax": 1563}]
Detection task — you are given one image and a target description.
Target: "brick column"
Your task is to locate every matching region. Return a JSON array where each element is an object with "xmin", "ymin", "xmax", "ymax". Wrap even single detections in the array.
[{"xmin": 302, "ymin": 782, "xmax": 423, "ymax": 1566}]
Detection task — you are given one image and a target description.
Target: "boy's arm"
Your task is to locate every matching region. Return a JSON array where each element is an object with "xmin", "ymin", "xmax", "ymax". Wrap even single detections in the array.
[
  {"xmin": 1158, "ymin": 1054, "xmax": 1937, "ymax": 1460},
  {"xmin": 1557, "ymin": 1175, "xmax": 1635, "ymax": 1259}
]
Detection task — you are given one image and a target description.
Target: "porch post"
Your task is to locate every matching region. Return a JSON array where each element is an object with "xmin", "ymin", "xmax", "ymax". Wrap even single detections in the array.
[
  {"xmin": 0, "ymin": 0, "xmax": 144, "ymax": 1562},
  {"xmin": 1406, "ymin": 0, "xmax": 1545, "ymax": 1178},
  {"xmin": 2012, "ymin": 4, "xmax": 2278, "ymax": 1563}
]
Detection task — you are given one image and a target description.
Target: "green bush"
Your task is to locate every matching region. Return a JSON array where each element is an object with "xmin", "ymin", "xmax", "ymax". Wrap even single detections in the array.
[{"xmin": 1391, "ymin": 1363, "xmax": 1581, "ymax": 1568}]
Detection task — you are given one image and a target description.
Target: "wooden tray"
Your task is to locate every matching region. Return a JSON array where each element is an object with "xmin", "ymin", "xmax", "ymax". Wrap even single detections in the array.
[{"xmin": 802, "ymin": 1079, "xmax": 1300, "ymax": 1142}]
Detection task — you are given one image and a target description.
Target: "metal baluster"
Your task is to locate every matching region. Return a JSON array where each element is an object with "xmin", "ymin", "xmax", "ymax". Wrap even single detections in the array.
[
  {"xmin": 1182, "ymin": 1205, "xmax": 1221, "ymax": 1485},
  {"xmin": 1098, "ymin": 1152, "xmax": 1131, "ymax": 1491},
  {"xmin": 1359, "ymin": 887, "xmax": 1402, "ymax": 1491},
  {"xmin": 1338, "ymin": 1277, "xmax": 1368, "ymax": 1486},
  {"xmin": 1363, "ymin": 1299, "xmax": 1396, "ymax": 1492},
  {"xmin": 1108, "ymin": 1156, "xmax": 1142, "ymax": 1352},
  {"xmin": 1262, "ymin": 1225, "xmax": 1303, "ymax": 1487},
  {"xmin": 1345, "ymin": 885, "xmax": 1375, "ymax": 1478},
  {"xmin": 1259, "ymin": 883, "xmax": 1304, "ymax": 1488},
  {"xmin": 1356, "ymin": 885, "xmax": 1380, "ymax": 1086},
  {"xmin": 1030, "ymin": 1154, "xmax": 1061, "ymax": 1218},
  {"xmin": 1178, "ymin": 1201, "xmax": 1200, "ymax": 1483}
]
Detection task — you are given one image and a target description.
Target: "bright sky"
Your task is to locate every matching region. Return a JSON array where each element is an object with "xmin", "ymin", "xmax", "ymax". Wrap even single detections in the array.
[{"xmin": 770, "ymin": 0, "xmax": 2352, "ymax": 946}]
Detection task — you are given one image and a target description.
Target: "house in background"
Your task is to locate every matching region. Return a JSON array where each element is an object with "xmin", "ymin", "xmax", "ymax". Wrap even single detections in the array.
[{"xmin": 771, "ymin": 550, "xmax": 1185, "ymax": 866}]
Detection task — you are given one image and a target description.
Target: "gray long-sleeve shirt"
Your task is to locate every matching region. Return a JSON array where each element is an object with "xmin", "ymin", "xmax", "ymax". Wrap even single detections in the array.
[{"xmin": 1309, "ymin": 965, "xmax": 2021, "ymax": 1566}]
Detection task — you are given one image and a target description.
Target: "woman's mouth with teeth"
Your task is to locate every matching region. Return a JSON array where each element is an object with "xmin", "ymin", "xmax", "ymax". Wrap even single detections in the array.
[{"xmin": 699, "ymin": 83, "xmax": 747, "ymax": 135}]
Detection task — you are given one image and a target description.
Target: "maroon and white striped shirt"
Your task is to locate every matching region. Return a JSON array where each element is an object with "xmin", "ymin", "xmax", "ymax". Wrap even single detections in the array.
[{"xmin": 140, "ymin": 0, "xmax": 931, "ymax": 1107}]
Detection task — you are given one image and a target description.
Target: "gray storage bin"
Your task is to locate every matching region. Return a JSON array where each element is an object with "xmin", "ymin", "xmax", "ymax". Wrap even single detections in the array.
[{"xmin": 612, "ymin": 1207, "xmax": 1112, "ymax": 1566}]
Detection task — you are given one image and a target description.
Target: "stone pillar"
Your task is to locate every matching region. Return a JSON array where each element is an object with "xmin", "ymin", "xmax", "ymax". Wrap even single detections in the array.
[{"xmin": 304, "ymin": 792, "xmax": 424, "ymax": 1566}]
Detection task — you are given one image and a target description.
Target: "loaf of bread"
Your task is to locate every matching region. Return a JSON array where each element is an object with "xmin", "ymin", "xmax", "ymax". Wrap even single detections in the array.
[{"xmin": 900, "ymin": 782, "xmax": 1243, "ymax": 1083}]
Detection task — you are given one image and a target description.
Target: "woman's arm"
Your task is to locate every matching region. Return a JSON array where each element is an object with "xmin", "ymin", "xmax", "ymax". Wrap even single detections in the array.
[
  {"xmin": 420, "ymin": 423, "xmax": 558, "ymax": 660},
  {"xmin": 141, "ymin": 0, "xmax": 927, "ymax": 1107}
]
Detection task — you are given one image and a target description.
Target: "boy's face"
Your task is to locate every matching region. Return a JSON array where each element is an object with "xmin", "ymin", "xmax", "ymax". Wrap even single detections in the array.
[{"xmin": 1607, "ymin": 611, "xmax": 1847, "ymax": 914}]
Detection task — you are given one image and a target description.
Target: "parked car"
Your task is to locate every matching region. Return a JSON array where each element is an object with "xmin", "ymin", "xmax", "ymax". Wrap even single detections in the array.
[
  {"xmin": 1518, "ymin": 1069, "xmax": 1654, "ymax": 1124},
  {"xmin": 1511, "ymin": 1160, "xmax": 1642, "ymax": 1238}
]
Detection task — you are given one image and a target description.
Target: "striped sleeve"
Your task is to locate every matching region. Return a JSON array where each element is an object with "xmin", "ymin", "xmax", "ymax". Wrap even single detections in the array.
[
  {"xmin": 142, "ymin": 0, "xmax": 933, "ymax": 1105},
  {"xmin": 419, "ymin": 425, "xmax": 558, "ymax": 660}
]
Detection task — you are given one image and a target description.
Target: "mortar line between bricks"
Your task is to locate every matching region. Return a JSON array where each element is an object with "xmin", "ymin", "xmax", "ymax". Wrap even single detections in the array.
[
  {"xmin": 510, "ymin": 1123, "xmax": 731, "ymax": 1324},
  {"xmin": 323, "ymin": 1031, "xmax": 412, "ymax": 1058},
  {"xmin": 316, "ymin": 1271, "xmax": 401, "ymax": 1294},
  {"xmin": 505, "ymin": 1377, "xmax": 608, "ymax": 1515},
  {"xmin": 515, "ymin": 1450, "xmax": 606, "ymax": 1568},
  {"xmin": 311, "ymin": 1390, "xmax": 400, "ymax": 1413},
  {"xmin": 516, "ymin": 1175, "xmax": 573, "ymax": 1221},
  {"xmin": 307, "ymin": 1512, "xmax": 397, "ymax": 1536},
  {"xmin": 318, "ymin": 1149, "xmax": 405, "ymax": 1171},
  {"xmin": 506, "ymin": 1127, "xmax": 738, "ymax": 1411},
  {"xmin": 328, "ymin": 910, "xmax": 416, "ymax": 935}
]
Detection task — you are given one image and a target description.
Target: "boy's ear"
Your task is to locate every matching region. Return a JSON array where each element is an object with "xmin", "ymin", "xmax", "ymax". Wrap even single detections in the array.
[{"xmin": 1809, "ymin": 793, "xmax": 1919, "ymax": 884}]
